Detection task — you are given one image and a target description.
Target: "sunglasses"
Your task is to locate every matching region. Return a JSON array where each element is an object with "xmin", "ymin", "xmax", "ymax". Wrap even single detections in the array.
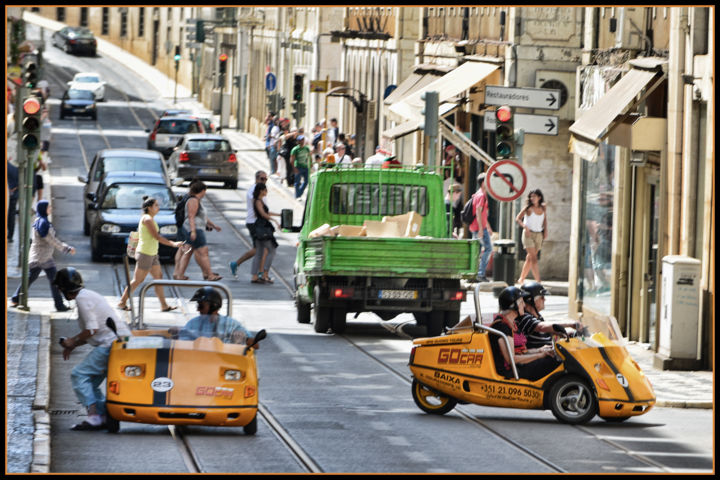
[{"xmin": 259, "ymin": 177, "xmax": 268, "ymax": 181}]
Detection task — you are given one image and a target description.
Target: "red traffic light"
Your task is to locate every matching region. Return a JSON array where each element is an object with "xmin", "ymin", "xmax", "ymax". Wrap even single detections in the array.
[
  {"xmin": 495, "ymin": 105, "xmax": 512, "ymax": 123},
  {"xmin": 219, "ymin": 53, "xmax": 228, "ymax": 62},
  {"xmin": 23, "ymin": 97, "xmax": 42, "ymax": 115}
]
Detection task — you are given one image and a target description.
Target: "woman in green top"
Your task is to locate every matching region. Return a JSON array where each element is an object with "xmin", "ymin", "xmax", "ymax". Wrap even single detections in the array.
[{"xmin": 118, "ymin": 196, "xmax": 182, "ymax": 312}]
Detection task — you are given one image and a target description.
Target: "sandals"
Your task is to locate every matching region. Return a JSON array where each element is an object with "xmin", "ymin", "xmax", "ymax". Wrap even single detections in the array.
[
  {"xmin": 117, "ymin": 304, "xmax": 131, "ymax": 311},
  {"xmin": 161, "ymin": 306, "xmax": 178, "ymax": 312},
  {"xmin": 204, "ymin": 274, "xmax": 223, "ymax": 281},
  {"xmin": 251, "ymin": 278, "xmax": 264, "ymax": 284},
  {"xmin": 172, "ymin": 275, "xmax": 189, "ymax": 281}
]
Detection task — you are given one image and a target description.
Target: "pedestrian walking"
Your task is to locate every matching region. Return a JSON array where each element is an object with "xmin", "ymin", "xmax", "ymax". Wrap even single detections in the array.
[
  {"xmin": 118, "ymin": 196, "xmax": 183, "ymax": 311},
  {"xmin": 469, "ymin": 173, "xmax": 493, "ymax": 282},
  {"xmin": 175, "ymin": 180, "xmax": 224, "ymax": 281},
  {"xmin": 277, "ymin": 122, "xmax": 297, "ymax": 187},
  {"xmin": 7, "ymin": 160, "xmax": 19, "ymax": 242},
  {"xmin": 326, "ymin": 118, "xmax": 339, "ymax": 146},
  {"xmin": 54, "ymin": 267, "xmax": 132, "ymax": 431},
  {"xmin": 264, "ymin": 112, "xmax": 279, "ymax": 175},
  {"xmin": 515, "ymin": 189, "xmax": 548, "ymax": 284},
  {"xmin": 229, "ymin": 170, "xmax": 269, "ymax": 278},
  {"xmin": 10, "ymin": 200, "xmax": 76, "ymax": 311},
  {"xmin": 446, "ymin": 183, "xmax": 464, "ymax": 239},
  {"xmin": 250, "ymin": 183, "xmax": 280, "ymax": 284},
  {"xmin": 290, "ymin": 135, "xmax": 311, "ymax": 198}
]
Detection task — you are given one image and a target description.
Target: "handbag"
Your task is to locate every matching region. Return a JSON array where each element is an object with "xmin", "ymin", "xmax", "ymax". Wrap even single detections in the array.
[
  {"xmin": 126, "ymin": 231, "xmax": 139, "ymax": 257},
  {"xmin": 254, "ymin": 218, "xmax": 275, "ymax": 241}
]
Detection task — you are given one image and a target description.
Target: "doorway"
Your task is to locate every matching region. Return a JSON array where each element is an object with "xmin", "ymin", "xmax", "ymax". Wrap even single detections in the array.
[{"xmin": 628, "ymin": 163, "xmax": 660, "ymax": 344}]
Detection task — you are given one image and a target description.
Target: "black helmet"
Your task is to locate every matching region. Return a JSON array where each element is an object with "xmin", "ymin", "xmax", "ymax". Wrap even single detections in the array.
[
  {"xmin": 521, "ymin": 281, "xmax": 548, "ymax": 308},
  {"xmin": 498, "ymin": 286, "xmax": 524, "ymax": 311},
  {"xmin": 191, "ymin": 287, "xmax": 223, "ymax": 312},
  {"xmin": 53, "ymin": 267, "xmax": 84, "ymax": 293}
]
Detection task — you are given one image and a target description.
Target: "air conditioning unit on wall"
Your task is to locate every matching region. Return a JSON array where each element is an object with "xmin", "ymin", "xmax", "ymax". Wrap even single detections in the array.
[{"xmin": 534, "ymin": 70, "xmax": 577, "ymax": 121}]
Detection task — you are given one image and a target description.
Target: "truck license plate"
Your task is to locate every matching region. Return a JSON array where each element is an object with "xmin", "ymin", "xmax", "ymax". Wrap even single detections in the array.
[{"xmin": 379, "ymin": 290, "xmax": 417, "ymax": 300}]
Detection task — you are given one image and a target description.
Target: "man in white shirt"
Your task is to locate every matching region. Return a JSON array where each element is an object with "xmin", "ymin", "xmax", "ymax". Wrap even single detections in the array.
[
  {"xmin": 54, "ymin": 267, "xmax": 131, "ymax": 431},
  {"xmin": 334, "ymin": 143, "xmax": 352, "ymax": 167},
  {"xmin": 365, "ymin": 145, "xmax": 388, "ymax": 167},
  {"xmin": 229, "ymin": 170, "xmax": 268, "ymax": 277}
]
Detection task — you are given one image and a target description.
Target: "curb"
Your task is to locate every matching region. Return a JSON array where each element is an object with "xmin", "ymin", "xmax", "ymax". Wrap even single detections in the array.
[{"xmin": 31, "ymin": 314, "xmax": 51, "ymax": 473}]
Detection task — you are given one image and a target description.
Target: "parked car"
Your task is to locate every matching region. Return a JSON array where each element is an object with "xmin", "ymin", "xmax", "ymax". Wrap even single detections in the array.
[
  {"xmin": 78, "ymin": 148, "xmax": 173, "ymax": 235},
  {"xmin": 59, "ymin": 88, "xmax": 97, "ymax": 120},
  {"xmin": 167, "ymin": 133, "xmax": 239, "ymax": 189},
  {"xmin": 85, "ymin": 171, "xmax": 178, "ymax": 262},
  {"xmin": 51, "ymin": 26, "xmax": 97, "ymax": 56},
  {"xmin": 146, "ymin": 116, "xmax": 206, "ymax": 158},
  {"xmin": 68, "ymin": 72, "xmax": 106, "ymax": 101}
]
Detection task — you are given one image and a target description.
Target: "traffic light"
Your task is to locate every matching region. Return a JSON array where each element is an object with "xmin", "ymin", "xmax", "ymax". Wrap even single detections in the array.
[
  {"xmin": 495, "ymin": 105, "xmax": 514, "ymax": 159},
  {"xmin": 292, "ymin": 74, "xmax": 303, "ymax": 102},
  {"xmin": 174, "ymin": 46, "xmax": 180, "ymax": 66},
  {"xmin": 21, "ymin": 96, "xmax": 42, "ymax": 150},
  {"xmin": 279, "ymin": 96, "xmax": 286, "ymax": 111},
  {"xmin": 218, "ymin": 53, "xmax": 228, "ymax": 75},
  {"xmin": 297, "ymin": 102, "xmax": 306, "ymax": 120},
  {"xmin": 421, "ymin": 90, "xmax": 439, "ymax": 137},
  {"xmin": 22, "ymin": 60, "xmax": 38, "ymax": 89},
  {"xmin": 196, "ymin": 20, "xmax": 205, "ymax": 43}
]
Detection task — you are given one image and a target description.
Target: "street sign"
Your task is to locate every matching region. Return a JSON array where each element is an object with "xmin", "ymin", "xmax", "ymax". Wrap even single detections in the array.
[
  {"xmin": 265, "ymin": 72, "xmax": 276, "ymax": 92},
  {"xmin": 485, "ymin": 159, "xmax": 527, "ymax": 202},
  {"xmin": 310, "ymin": 80, "xmax": 328, "ymax": 92},
  {"xmin": 329, "ymin": 80, "xmax": 348, "ymax": 89},
  {"xmin": 484, "ymin": 111, "xmax": 559, "ymax": 136},
  {"xmin": 485, "ymin": 85, "xmax": 561, "ymax": 110}
]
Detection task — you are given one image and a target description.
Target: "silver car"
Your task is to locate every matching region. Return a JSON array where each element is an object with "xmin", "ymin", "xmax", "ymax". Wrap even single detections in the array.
[
  {"xmin": 167, "ymin": 133, "xmax": 239, "ymax": 189},
  {"xmin": 146, "ymin": 116, "xmax": 206, "ymax": 158}
]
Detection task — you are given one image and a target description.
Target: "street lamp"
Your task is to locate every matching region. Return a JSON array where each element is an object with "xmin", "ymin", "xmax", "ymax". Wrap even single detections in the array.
[{"xmin": 326, "ymin": 86, "xmax": 370, "ymax": 160}]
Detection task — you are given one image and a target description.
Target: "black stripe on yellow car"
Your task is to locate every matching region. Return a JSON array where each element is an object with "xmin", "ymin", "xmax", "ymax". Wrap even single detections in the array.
[
  {"xmin": 596, "ymin": 347, "xmax": 635, "ymax": 402},
  {"xmin": 153, "ymin": 348, "xmax": 171, "ymax": 406}
]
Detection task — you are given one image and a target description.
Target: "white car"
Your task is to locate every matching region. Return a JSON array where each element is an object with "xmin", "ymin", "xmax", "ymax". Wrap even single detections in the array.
[{"xmin": 67, "ymin": 72, "xmax": 106, "ymax": 101}]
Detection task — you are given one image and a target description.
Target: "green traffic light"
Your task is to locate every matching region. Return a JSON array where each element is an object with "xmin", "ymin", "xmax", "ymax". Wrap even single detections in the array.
[{"xmin": 496, "ymin": 141, "xmax": 513, "ymax": 157}]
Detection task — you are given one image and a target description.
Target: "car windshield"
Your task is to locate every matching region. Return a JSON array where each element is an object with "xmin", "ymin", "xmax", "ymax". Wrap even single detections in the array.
[
  {"xmin": 67, "ymin": 89, "xmax": 94, "ymax": 100},
  {"xmin": 76, "ymin": 75, "xmax": 100, "ymax": 83},
  {"xmin": 95, "ymin": 157, "xmax": 164, "ymax": 180},
  {"xmin": 101, "ymin": 184, "xmax": 175, "ymax": 210},
  {"xmin": 186, "ymin": 139, "xmax": 231, "ymax": 152},
  {"xmin": 157, "ymin": 120, "xmax": 199, "ymax": 135},
  {"xmin": 72, "ymin": 28, "xmax": 94, "ymax": 39}
]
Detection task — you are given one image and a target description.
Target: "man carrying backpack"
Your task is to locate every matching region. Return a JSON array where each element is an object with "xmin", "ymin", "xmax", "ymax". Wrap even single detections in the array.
[{"xmin": 468, "ymin": 173, "xmax": 493, "ymax": 282}]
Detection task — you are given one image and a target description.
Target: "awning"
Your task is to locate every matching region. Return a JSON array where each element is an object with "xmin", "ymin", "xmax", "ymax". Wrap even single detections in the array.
[
  {"xmin": 384, "ymin": 64, "xmax": 451, "ymax": 123},
  {"xmin": 569, "ymin": 58, "xmax": 667, "ymax": 160},
  {"xmin": 381, "ymin": 103, "xmax": 458, "ymax": 141},
  {"xmin": 389, "ymin": 61, "xmax": 499, "ymax": 122}
]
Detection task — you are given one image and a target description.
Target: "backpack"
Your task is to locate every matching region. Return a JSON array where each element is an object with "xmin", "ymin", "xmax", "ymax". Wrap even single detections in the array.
[
  {"xmin": 175, "ymin": 193, "xmax": 190, "ymax": 228},
  {"xmin": 460, "ymin": 196, "xmax": 476, "ymax": 225}
]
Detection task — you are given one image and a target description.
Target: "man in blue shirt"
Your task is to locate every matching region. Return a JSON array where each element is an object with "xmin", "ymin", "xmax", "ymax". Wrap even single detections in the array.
[{"xmin": 170, "ymin": 287, "xmax": 254, "ymax": 345}]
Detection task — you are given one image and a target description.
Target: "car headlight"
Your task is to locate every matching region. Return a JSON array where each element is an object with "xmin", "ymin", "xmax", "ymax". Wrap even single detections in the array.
[
  {"xmin": 123, "ymin": 365, "xmax": 144, "ymax": 377},
  {"xmin": 100, "ymin": 223, "xmax": 121, "ymax": 233},
  {"xmin": 159, "ymin": 225, "xmax": 177, "ymax": 235},
  {"xmin": 224, "ymin": 369, "xmax": 243, "ymax": 381}
]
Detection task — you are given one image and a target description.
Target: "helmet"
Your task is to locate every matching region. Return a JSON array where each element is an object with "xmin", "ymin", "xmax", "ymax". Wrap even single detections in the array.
[
  {"xmin": 190, "ymin": 287, "xmax": 223, "ymax": 312},
  {"xmin": 521, "ymin": 281, "xmax": 548, "ymax": 308},
  {"xmin": 498, "ymin": 286, "xmax": 524, "ymax": 311},
  {"xmin": 52, "ymin": 267, "xmax": 84, "ymax": 293}
]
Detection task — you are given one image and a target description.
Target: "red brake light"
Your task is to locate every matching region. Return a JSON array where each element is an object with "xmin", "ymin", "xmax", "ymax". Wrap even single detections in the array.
[
  {"xmin": 332, "ymin": 288, "xmax": 354, "ymax": 299},
  {"xmin": 179, "ymin": 152, "xmax": 190, "ymax": 162},
  {"xmin": 228, "ymin": 153, "xmax": 237, "ymax": 163},
  {"xmin": 449, "ymin": 291, "xmax": 465, "ymax": 301}
]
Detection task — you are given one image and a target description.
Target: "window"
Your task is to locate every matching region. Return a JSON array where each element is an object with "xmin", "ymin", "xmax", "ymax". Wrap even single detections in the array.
[
  {"xmin": 56, "ymin": 7, "xmax": 65, "ymax": 22},
  {"xmin": 120, "ymin": 10, "xmax": 128, "ymax": 37},
  {"xmin": 102, "ymin": 8, "xmax": 109, "ymax": 35},
  {"xmin": 103, "ymin": 184, "xmax": 174, "ymax": 210},
  {"xmin": 97, "ymin": 157, "xmax": 164, "ymax": 180},
  {"xmin": 329, "ymin": 183, "xmax": 428, "ymax": 216},
  {"xmin": 138, "ymin": 8, "xmax": 145, "ymax": 37},
  {"xmin": 80, "ymin": 7, "xmax": 88, "ymax": 27}
]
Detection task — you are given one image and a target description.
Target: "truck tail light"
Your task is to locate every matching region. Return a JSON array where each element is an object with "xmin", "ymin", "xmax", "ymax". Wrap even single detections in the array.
[
  {"xmin": 332, "ymin": 287, "xmax": 354, "ymax": 298},
  {"xmin": 448, "ymin": 290, "xmax": 465, "ymax": 301},
  {"xmin": 228, "ymin": 153, "xmax": 237, "ymax": 163},
  {"xmin": 179, "ymin": 152, "xmax": 190, "ymax": 163}
]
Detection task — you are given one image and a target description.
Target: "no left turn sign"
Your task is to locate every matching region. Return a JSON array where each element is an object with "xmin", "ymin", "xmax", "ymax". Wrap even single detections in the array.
[{"xmin": 485, "ymin": 159, "xmax": 527, "ymax": 202}]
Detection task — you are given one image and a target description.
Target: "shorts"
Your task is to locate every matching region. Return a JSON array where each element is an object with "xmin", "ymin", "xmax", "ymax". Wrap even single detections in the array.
[
  {"xmin": 182, "ymin": 227, "xmax": 207, "ymax": 249},
  {"xmin": 33, "ymin": 173, "xmax": 44, "ymax": 193},
  {"xmin": 522, "ymin": 230, "xmax": 544, "ymax": 251},
  {"xmin": 135, "ymin": 251, "xmax": 160, "ymax": 270}
]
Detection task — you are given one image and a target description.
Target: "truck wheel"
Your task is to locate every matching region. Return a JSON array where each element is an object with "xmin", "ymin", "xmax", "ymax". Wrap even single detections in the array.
[
  {"xmin": 411, "ymin": 379, "xmax": 457, "ymax": 415},
  {"xmin": 549, "ymin": 375, "xmax": 598, "ymax": 424},
  {"xmin": 426, "ymin": 311, "xmax": 444, "ymax": 337},
  {"xmin": 243, "ymin": 415, "xmax": 258, "ymax": 435},
  {"xmin": 331, "ymin": 308, "xmax": 347, "ymax": 334},
  {"xmin": 296, "ymin": 299, "xmax": 311, "ymax": 324},
  {"xmin": 444, "ymin": 310, "xmax": 460, "ymax": 329},
  {"xmin": 313, "ymin": 286, "xmax": 331, "ymax": 333}
]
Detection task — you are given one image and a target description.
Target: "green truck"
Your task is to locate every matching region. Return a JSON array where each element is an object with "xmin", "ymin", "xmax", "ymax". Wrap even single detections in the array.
[{"xmin": 283, "ymin": 167, "xmax": 479, "ymax": 336}]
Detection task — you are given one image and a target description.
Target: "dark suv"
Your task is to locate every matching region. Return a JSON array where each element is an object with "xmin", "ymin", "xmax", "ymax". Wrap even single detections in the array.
[{"xmin": 146, "ymin": 116, "xmax": 206, "ymax": 157}]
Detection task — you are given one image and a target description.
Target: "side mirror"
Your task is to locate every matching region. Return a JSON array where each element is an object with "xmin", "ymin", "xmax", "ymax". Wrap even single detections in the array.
[
  {"xmin": 77, "ymin": 175, "xmax": 88, "ymax": 184},
  {"xmin": 244, "ymin": 329, "xmax": 267, "ymax": 355}
]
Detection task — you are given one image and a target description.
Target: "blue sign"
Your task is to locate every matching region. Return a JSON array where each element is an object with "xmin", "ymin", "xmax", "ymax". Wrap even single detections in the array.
[{"xmin": 265, "ymin": 73, "xmax": 277, "ymax": 92}]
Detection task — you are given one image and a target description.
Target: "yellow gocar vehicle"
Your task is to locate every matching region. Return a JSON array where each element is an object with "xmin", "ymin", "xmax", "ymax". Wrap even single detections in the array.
[
  {"xmin": 408, "ymin": 285, "xmax": 655, "ymax": 424},
  {"xmin": 104, "ymin": 281, "xmax": 266, "ymax": 434}
]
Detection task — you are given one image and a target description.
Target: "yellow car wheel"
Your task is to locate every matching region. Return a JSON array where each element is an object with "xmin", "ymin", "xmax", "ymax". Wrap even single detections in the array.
[
  {"xmin": 549, "ymin": 375, "xmax": 598, "ymax": 424},
  {"xmin": 411, "ymin": 379, "xmax": 457, "ymax": 415}
]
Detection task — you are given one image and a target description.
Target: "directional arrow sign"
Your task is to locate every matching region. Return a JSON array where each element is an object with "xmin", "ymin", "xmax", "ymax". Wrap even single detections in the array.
[
  {"xmin": 483, "ymin": 111, "xmax": 559, "ymax": 136},
  {"xmin": 485, "ymin": 85, "xmax": 561, "ymax": 110}
]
